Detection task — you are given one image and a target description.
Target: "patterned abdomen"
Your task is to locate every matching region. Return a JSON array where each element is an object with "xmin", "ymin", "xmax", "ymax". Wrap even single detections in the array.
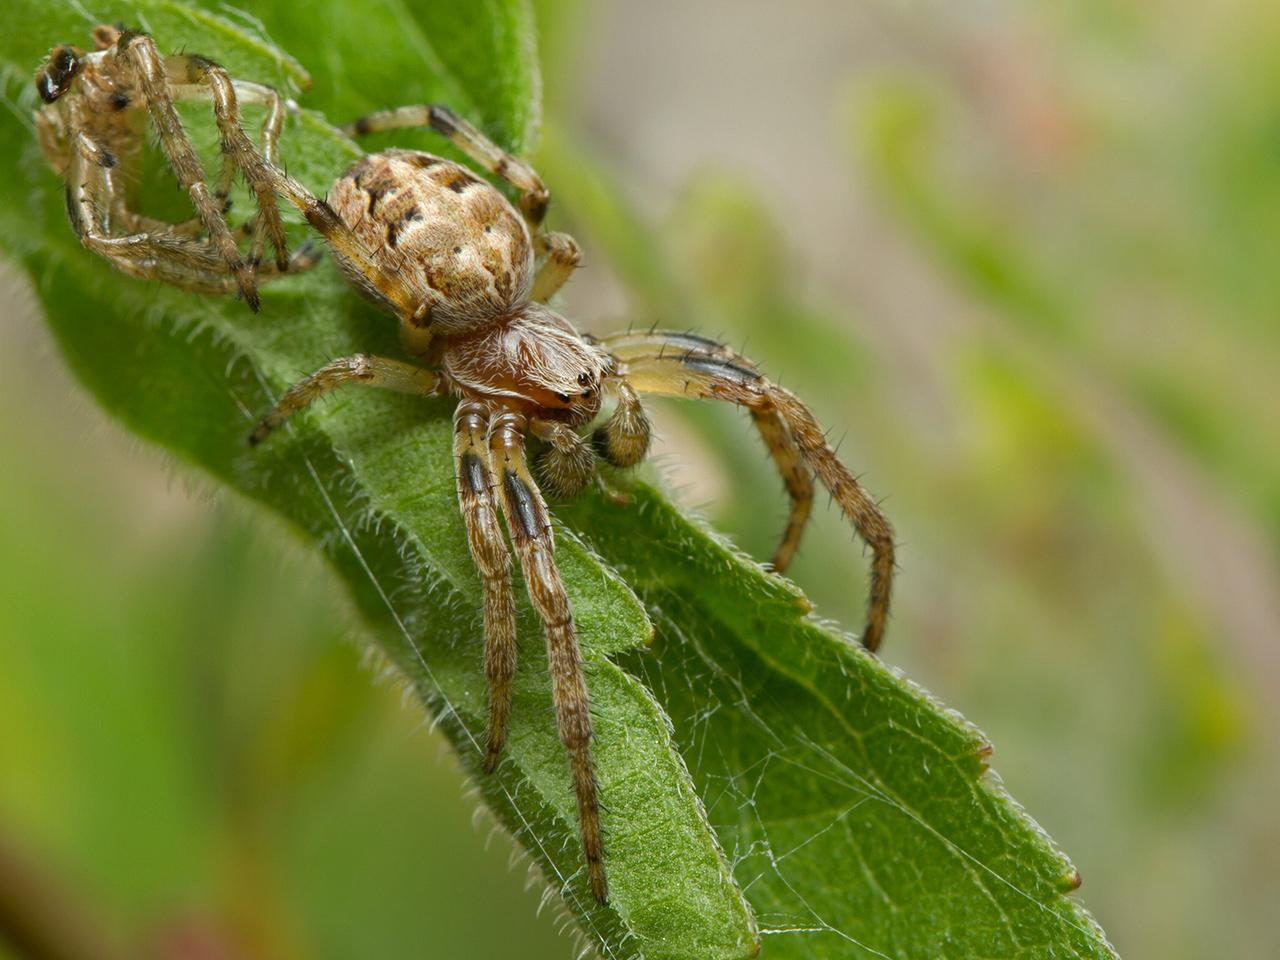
[{"xmin": 327, "ymin": 149, "xmax": 533, "ymax": 331}]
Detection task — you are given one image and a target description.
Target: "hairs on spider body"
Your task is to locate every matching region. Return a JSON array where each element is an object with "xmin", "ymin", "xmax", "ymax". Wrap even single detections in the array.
[
  {"xmin": 247, "ymin": 103, "xmax": 896, "ymax": 906},
  {"xmin": 34, "ymin": 24, "xmax": 316, "ymax": 311}
]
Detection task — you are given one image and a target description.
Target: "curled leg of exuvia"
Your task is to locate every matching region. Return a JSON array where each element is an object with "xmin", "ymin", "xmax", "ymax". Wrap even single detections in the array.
[
  {"xmin": 87, "ymin": 235, "xmax": 317, "ymax": 300},
  {"xmin": 603, "ymin": 331, "xmax": 894, "ymax": 652},
  {"xmin": 62, "ymin": 141, "xmax": 317, "ymax": 297},
  {"xmin": 114, "ymin": 30, "xmax": 262, "ymax": 308},
  {"xmin": 164, "ymin": 60, "xmax": 290, "ymax": 270}
]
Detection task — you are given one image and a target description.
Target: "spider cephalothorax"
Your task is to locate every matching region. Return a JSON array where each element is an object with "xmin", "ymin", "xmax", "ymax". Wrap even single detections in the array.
[
  {"xmin": 247, "ymin": 103, "xmax": 896, "ymax": 905},
  {"xmin": 34, "ymin": 24, "xmax": 314, "ymax": 310}
]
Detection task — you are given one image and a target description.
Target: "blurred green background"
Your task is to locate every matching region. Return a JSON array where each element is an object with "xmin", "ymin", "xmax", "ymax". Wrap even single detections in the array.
[{"xmin": 2, "ymin": 1, "xmax": 1278, "ymax": 957}]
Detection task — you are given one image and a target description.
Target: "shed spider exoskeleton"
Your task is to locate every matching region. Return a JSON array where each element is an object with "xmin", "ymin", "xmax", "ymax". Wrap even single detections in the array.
[
  {"xmin": 248, "ymin": 104, "xmax": 895, "ymax": 904},
  {"xmin": 35, "ymin": 24, "xmax": 315, "ymax": 311}
]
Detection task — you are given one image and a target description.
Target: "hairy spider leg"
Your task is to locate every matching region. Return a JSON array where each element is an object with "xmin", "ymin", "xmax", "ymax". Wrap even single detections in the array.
[
  {"xmin": 252, "ymin": 371, "xmax": 608, "ymax": 902},
  {"xmin": 529, "ymin": 231, "xmax": 582, "ymax": 303},
  {"xmin": 264, "ymin": 166, "xmax": 431, "ymax": 327},
  {"xmin": 746, "ymin": 407, "xmax": 815, "ymax": 572},
  {"xmin": 343, "ymin": 104, "xmax": 548, "ymax": 224},
  {"xmin": 247, "ymin": 354, "xmax": 441, "ymax": 446},
  {"xmin": 609, "ymin": 335, "xmax": 894, "ymax": 652},
  {"xmin": 116, "ymin": 31, "xmax": 260, "ymax": 309},
  {"xmin": 601, "ymin": 331, "xmax": 814, "ymax": 568},
  {"xmin": 602, "ymin": 329, "xmax": 759, "ymax": 369},
  {"xmin": 340, "ymin": 103, "xmax": 581, "ymax": 300},
  {"xmin": 487, "ymin": 411, "xmax": 606, "ymax": 904},
  {"xmin": 453, "ymin": 403, "xmax": 519, "ymax": 772},
  {"xmin": 62, "ymin": 133, "xmax": 317, "ymax": 295}
]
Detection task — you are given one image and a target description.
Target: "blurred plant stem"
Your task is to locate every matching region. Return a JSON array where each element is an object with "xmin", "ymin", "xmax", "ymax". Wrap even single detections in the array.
[
  {"xmin": 0, "ymin": 827, "xmax": 283, "ymax": 960},
  {"xmin": 0, "ymin": 827, "xmax": 125, "ymax": 960}
]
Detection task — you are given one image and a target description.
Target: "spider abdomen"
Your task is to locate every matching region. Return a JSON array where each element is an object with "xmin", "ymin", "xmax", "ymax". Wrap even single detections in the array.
[{"xmin": 327, "ymin": 149, "xmax": 533, "ymax": 331}]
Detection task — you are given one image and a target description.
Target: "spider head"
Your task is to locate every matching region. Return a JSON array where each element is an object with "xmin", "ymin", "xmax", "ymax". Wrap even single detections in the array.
[
  {"xmin": 544, "ymin": 365, "xmax": 606, "ymax": 419},
  {"xmin": 442, "ymin": 303, "xmax": 611, "ymax": 425},
  {"xmin": 509, "ymin": 305, "xmax": 611, "ymax": 422},
  {"xmin": 36, "ymin": 46, "xmax": 83, "ymax": 103}
]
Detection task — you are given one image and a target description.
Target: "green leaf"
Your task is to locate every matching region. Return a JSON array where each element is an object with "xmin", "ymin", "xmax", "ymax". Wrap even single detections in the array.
[{"xmin": 1, "ymin": 3, "xmax": 1118, "ymax": 958}]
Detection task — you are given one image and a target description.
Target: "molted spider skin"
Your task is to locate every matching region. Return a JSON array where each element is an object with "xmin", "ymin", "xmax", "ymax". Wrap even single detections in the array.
[
  {"xmin": 34, "ymin": 25, "xmax": 315, "ymax": 310},
  {"xmin": 252, "ymin": 103, "xmax": 897, "ymax": 906}
]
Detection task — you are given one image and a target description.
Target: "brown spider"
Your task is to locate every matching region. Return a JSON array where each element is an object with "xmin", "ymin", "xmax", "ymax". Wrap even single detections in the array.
[
  {"xmin": 246, "ymin": 103, "xmax": 896, "ymax": 904},
  {"xmin": 34, "ymin": 24, "xmax": 314, "ymax": 311}
]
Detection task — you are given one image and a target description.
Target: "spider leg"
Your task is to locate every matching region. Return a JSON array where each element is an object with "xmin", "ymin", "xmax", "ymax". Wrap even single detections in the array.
[
  {"xmin": 153, "ymin": 78, "xmax": 287, "ymax": 244},
  {"xmin": 488, "ymin": 411, "xmax": 606, "ymax": 903},
  {"xmin": 531, "ymin": 232, "xmax": 582, "ymax": 302},
  {"xmin": 61, "ymin": 135, "xmax": 289, "ymax": 287},
  {"xmin": 601, "ymin": 331, "xmax": 810, "ymax": 566},
  {"xmin": 608, "ymin": 333, "xmax": 893, "ymax": 652},
  {"xmin": 746, "ymin": 407, "xmax": 815, "ymax": 572},
  {"xmin": 247, "ymin": 354, "xmax": 440, "ymax": 446},
  {"xmin": 115, "ymin": 30, "xmax": 259, "ymax": 310},
  {"xmin": 220, "ymin": 80, "xmax": 287, "ymax": 167},
  {"xmin": 116, "ymin": 209, "xmax": 206, "ymax": 239},
  {"xmin": 263, "ymin": 164, "xmax": 429, "ymax": 326},
  {"xmin": 163, "ymin": 61, "xmax": 289, "ymax": 271},
  {"xmin": 453, "ymin": 402, "xmax": 519, "ymax": 772},
  {"xmin": 89, "ymin": 237, "xmax": 316, "ymax": 296},
  {"xmin": 343, "ymin": 104, "xmax": 550, "ymax": 227},
  {"xmin": 603, "ymin": 329, "xmax": 759, "ymax": 369},
  {"xmin": 142, "ymin": 242, "xmax": 319, "ymax": 295},
  {"xmin": 342, "ymin": 104, "xmax": 582, "ymax": 296}
]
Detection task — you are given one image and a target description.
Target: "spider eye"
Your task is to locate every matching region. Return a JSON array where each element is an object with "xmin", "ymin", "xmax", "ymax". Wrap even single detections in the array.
[
  {"xmin": 555, "ymin": 392, "xmax": 571, "ymax": 403},
  {"xmin": 577, "ymin": 371, "xmax": 592, "ymax": 387}
]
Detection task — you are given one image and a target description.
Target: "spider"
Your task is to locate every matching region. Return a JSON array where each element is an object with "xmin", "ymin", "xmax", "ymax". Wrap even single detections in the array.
[
  {"xmin": 245, "ymin": 103, "xmax": 896, "ymax": 904},
  {"xmin": 34, "ymin": 24, "xmax": 314, "ymax": 312}
]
